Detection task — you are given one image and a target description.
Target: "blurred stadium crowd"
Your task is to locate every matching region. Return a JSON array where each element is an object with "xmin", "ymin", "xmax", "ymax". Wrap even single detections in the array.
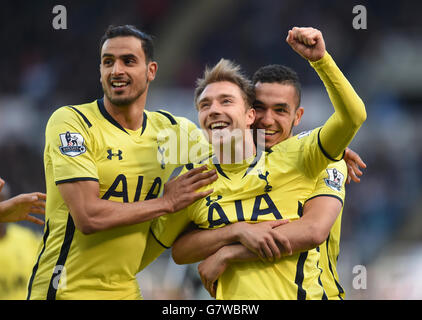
[{"xmin": 0, "ymin": 0, "xmax": 421, "ymax": 299}]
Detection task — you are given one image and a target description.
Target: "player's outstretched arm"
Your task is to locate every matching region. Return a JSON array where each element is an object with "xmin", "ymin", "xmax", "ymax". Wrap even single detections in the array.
[
  {"xmin": 58, "ymin": 165, "xmax": 217, "ymax": 234},
  {"xmin": 286, "ymin": 27, "xmax": 367, "ymax": 160},
  {"xmin": 0, "ymin": 192, "xmax": 46, "ymax": 225}
]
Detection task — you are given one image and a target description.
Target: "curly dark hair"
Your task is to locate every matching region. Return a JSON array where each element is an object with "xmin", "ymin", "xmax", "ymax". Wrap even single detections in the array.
[{"xmin": 252, "ymin": 64, "xmax": 301, "ymax": 107}]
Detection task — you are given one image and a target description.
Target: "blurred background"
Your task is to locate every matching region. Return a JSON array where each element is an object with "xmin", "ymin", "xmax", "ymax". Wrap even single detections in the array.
[{"xmin": 0, "ymin": 0, "xmax": 421, "ymax": 299}]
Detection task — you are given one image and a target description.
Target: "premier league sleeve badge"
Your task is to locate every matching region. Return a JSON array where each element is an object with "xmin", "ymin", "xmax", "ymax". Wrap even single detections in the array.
[
  {"xmin": 324, "ymin": 168, "xmax": 344, "ymax": 192},
  {"xmin": 59, "ymin": 131, "xmax": 87, "ymax": 157}
]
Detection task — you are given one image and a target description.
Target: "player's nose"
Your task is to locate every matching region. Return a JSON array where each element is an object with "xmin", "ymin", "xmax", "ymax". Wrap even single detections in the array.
[
  {"xmin": 111, "ymin": 60, "xmax": 125, "ymax": 77},
  {"xmin": 208, "ymin": 100, "xmax": 223, "ymax": 116},
  {"xmin": 258, "ymin": 109, "xmax": 275, "ymax": 127}
]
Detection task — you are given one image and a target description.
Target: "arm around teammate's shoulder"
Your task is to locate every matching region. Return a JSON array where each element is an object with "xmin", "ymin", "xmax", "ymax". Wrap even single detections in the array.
[{"xmin": 57, "ymin": 165, "xmax": 217, "ymax": 235}]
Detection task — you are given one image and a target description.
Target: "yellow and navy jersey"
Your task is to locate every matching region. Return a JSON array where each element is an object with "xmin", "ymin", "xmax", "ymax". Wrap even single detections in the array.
[
  {"xmin": 28, "ymin": 98, "xmax": 208, "ymax": 300},
  {"xmin": 308, "ymin": 162, "xmax": 347, "ymax": 300},
  {"xmin": 0, "ymin": 224, "xmax": 41, "ymax": 300},
  {"xmin": 151, "ymin": 128, "xmax": 345, "ymax": 299}
]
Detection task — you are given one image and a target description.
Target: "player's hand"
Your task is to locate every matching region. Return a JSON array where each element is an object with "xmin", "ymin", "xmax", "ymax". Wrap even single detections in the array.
[
  {"xmin": 0, "ymin": 192, "xmax": 46, "ymax": 225},
  {"xmin": 344, "ymin": 147, "xmax": 367, "ymax": 184},
  {"xmin": 234, "ymin": 220, "xmax": 290, "ymax": 261},
  {"xmin": 286, "ymin": 27, "xmax": 326, "ymax": 62},
  {"xmin": 198, "ymin": 247, "xmax": 228, "ymax": 298},
  {"xmin": 0, "ymin": 177, "xmax": 4, "ymax": 193},
  {"xmin": 163, "ymin": 165, "xmax": 218, "ymax": 213}
]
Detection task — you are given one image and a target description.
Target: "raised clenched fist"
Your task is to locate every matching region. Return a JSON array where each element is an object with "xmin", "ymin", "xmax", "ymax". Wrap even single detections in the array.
[{"xmin": 286, "ymin": 27, "xmax": 326, "ymax": 62}]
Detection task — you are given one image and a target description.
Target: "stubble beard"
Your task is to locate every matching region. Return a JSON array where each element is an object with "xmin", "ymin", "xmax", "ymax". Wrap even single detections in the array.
[{"xmin": 103, "ymin": 83, "xmax": 147, "ymax": 107}]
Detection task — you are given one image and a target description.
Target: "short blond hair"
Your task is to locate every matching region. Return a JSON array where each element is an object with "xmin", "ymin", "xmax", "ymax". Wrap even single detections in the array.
[{"xmin": 194, "ymin": 59, "xmax": 255, "ymax": 109}]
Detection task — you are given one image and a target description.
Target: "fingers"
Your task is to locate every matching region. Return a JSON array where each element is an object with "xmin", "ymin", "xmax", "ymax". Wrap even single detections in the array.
[
  {"xmin": 0, "ymin": 177, "xmax": 4, "ymax": 192},
  {"xmin": 288, "ymin": 27, "xmax": 320, "ymax": 46},
  {"xmin": 25, "ymin": 215, "xmax": 45, "ymax": 226},
  {"xmin": 193, "ymin": 188, "xmax": 214, "ymax": 202},
  {"xmin": 349, "ymin": 160, "xmax": 363, "ymax": 176},
  {"xmin": 262, "ymin": 238, "xmax": 282, "ymax": 261},
  {"xmin": 177, "ymin": 167, "xmax": 217, "ymax": 191},
  {"xmin": 345, "ymin": 148, "xmax": 366, "ymax": 184},
  {"xmin": 211, "ymin": 281, "xmax": 217, "ymax": 298},
  {"xmin": 183, "ymin": 165, "xmax": 209, "ymax": 178},
  {"xmin": 189, "ymin": 170, "xmax": 218, "ymax": 190},
  {"xmin": 199, "ymin": 264, "xmax": 216, "ymax": 298},
  {"xmin": 273, "ymin": 232, "xmax": 293, "ymax": 256},
  {"xmin": 345, "ymin": 148, "xmax": 367, "ymax": 169},
  {"xmin": 204, "ymin": 275, "xmax": 216, "ymax": 298},
  {"xmin": 347, "ymin": 164, "xmax": 361, "ymax": 183},
  {"xmin": 30, "ymin": 206, "xmax": 46, "ymax": 215},
  {"xmin": 34, "ymin": 192, "xmax": 47, "ymax": 201},
  {"xmin": 269, "ymin": 219, "xmax": 290, "ymax": 228}
]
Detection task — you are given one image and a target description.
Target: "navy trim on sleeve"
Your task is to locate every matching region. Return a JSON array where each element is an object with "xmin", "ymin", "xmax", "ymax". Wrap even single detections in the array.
[
  {"xmin": 156, "ymin": 110, "xmax": 178, "ymax": 125},
  {"xmin": 69, "ymin": 107, "xmax": 92, "ymax": 128},
  {"xmin": 317, "ymin": 128, "xmax": 345, "ymax": 162},
  {"xmin": 55, "ymin": 177, "xmax": 99, "ymax": 185},
  {"xmin": 304, "ymin": 194, "xmax": 344, "ymax": 207},
  {"xmin": 150, "ymin": 229, "xmax": 171, "ymax": 249}
]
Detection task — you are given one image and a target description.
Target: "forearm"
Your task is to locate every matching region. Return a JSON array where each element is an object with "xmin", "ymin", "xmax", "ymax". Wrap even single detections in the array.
[
  {"xmin": 220, "ymin": 243, "xmax": 260, "ymax": 264},
  {"xmin": 75, "ymin": 197, "xmax": 171, "ymax": 234},
  {"xmin": 220, "ymin": 221, "xmax": 320, "ymax": 264},
  {"xmin": 271, "ymin": 196, "xmax": 342, "ymax": 254},
  {"xmin": 0, "ymin": 201, "xmax": 8, "ymax": 220},
  {"xmin": 58, "ymin": 180, "xmax": 174, "ymax": 234},
  {"xmin": 172, "ymin": 224, "xmax": 239, "ymax": 265},
  {"xmin": 218, "ymin": 220, "xmax": 325, "ymax": 266},
  {"xmin": 311, "ymin": 52, "xmax": 367, "ymax": 158},
  {"xmin": 0, "ymin": 199, "xmax": 11, "ymax": 217},
  {"xmin": 272, "ymin": 219, "xmax": 324, "ymax": 254}
]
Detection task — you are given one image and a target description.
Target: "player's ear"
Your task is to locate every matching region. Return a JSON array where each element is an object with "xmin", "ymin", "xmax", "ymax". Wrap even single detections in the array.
[
  {"xmin": 246, "ymin": 106, "xmax": 256, "ymax": 127},
  {"xmin": 147, "ymin": 61, "xmax": 158, "ymax": 82},
  {"xmin": 293, "ymin": 106, "xmax": 304, "ymax": 126}
]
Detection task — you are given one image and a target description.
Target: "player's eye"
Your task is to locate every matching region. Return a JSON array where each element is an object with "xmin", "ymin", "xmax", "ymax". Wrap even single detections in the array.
[
  {"xmin": 124, "ymin": 58, "xmax": 135, "ymax": 65},
  {"xmin": 198, "ymin": 102, "xmax": 210, "ymax": 109},
  {"xmin": 103, "ymin": 59, "xmax": 113, "ymax": 66},
  {"xmin": 222, "ymin": 98, "xmax": 232, "ymax": 105}
]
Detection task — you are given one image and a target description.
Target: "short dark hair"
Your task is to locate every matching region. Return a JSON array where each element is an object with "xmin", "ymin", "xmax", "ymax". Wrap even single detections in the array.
[
  {"xmin": 99, "ymin": 25, "xmax": 154, "ymax": 62},
  {"xmin": 252, "ymin": 65, "xmax": 301, "ymax": 107}
]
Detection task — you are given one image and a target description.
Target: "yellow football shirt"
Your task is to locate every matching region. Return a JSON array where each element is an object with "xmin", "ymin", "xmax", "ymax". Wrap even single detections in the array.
[
  {"xmin": 28, "ymin": 98, "xmax": 207, "ymax": 300},
  {"xmin": 0, "ymin": 224, "xmax": 41, "ymax": 300},
  {"xmin": 151, "ymin": 128, "xmax": 344, "ymax": 299}
]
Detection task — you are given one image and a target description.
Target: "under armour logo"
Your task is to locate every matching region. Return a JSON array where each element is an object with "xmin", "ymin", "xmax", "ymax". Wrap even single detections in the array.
[
  {"xmin": 258, "ymin": 170, "xmax": 272, "ymax": 192},
  {"xmin": 107, "ymin": 149, "xmax": 122, "ymax": 160},
  {"xmin": 205, "ymin": 195, "xmax": 222, "ymax": 207}
]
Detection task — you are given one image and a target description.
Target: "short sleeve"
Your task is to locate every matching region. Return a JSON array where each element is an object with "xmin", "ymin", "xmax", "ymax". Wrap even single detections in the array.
[
  {"xmin": 306, "ymin": 160, "xmax": 347, "ymax": 206},
  {"xmin": 45, "ymin": 107, "xmax": 99, "ymax": 185},
  {"xmin": 150, "ymin": 208, "xmax": 191, "ymax": 248}
]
